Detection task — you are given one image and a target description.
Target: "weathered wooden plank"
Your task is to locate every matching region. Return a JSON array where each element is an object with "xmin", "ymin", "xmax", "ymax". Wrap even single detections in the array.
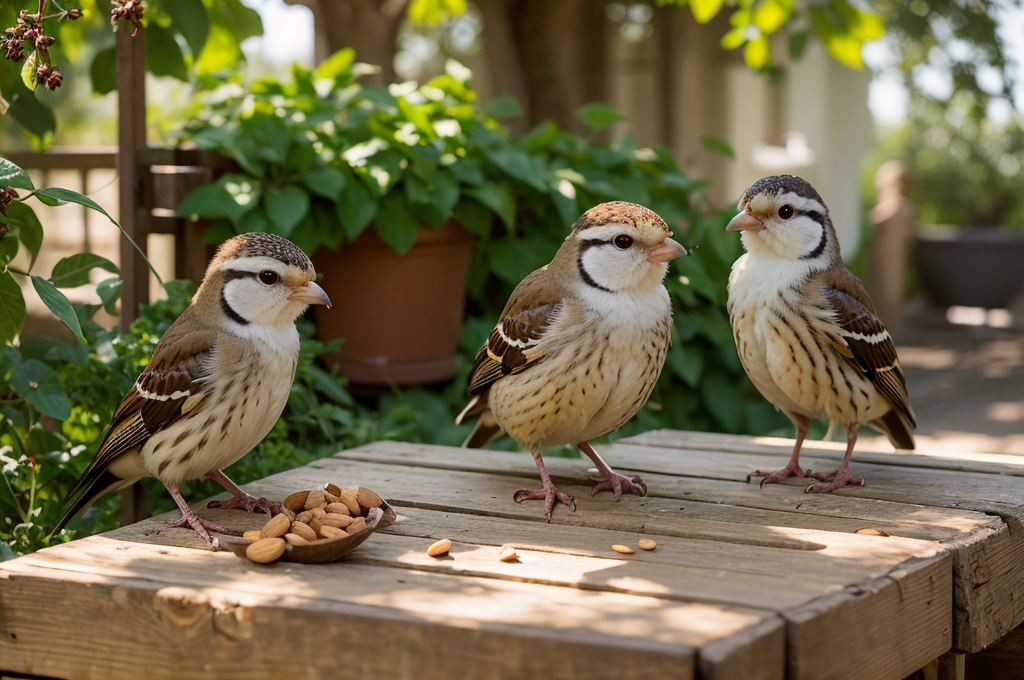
[{"xmin": 0, "ymin": 537, "xmax": 785, "ymax": 680}]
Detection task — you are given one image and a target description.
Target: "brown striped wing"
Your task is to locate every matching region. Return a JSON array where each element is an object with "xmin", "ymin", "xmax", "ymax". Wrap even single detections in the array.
[
  {"xmin": 824, "ymin": 288, "xmax": 916, "ymax": 427},
  {"xmin": 467, "ymin": 303, "xmax": 561, "ymax": 395}
]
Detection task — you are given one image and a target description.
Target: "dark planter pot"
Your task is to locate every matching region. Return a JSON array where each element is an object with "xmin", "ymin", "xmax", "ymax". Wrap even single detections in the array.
[
  {"xmin": 914, "ymin": 227, "xmax": 1024, "ymax": 309},
  {"xmin": 312, "ymin": 220, "xmax": 473, "ymax": 386}
]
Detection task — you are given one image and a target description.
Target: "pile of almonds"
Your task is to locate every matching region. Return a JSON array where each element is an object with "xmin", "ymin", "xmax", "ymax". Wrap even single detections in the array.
[{"xmin": 243, "ymin": 485, "xmax": 384, "ymax": 564}]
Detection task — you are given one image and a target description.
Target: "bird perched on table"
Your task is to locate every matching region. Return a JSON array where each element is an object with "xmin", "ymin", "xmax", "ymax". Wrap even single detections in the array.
[
  {"xmin": 456, "ymin": 202, "xmax": 688, "ymax": 520},
  {"xmin": 726, "ymin": 174, "xmax": 916, "ymax": 492},
  {"xmin": 50, "ymin": 232, "xmax": 331, "ymax": 542}
]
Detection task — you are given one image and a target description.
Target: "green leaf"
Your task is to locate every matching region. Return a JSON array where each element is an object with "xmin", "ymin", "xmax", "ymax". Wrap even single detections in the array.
[
  {"xmin": 407, "ymin": 0, "xmax": 468, "ymax": 26},
  {"xmin": 484, "ymin": 96, "xmax": 522, "ymax": 120},
  {"xmin": 336, "ymin": 177, "xmax": 377, "ymax": 240},
  {"xmin": 465, "ymin": 183, "xmax": 516, "ymax": 232},
  {"xmin": 789, "ymin": 31, "xmax": 809, "ymax": 60},
  {"xmin": 194, "ymin": 23, "xmax": 242, "ymax": 77},
  {"xmin": 146, "ymin": 24, "xmax": 190, "ymax": 82},
  {"xmin": 90, "ymin": 47, "xmax": 118, "ymax": 96},
  {"xmin": 375, "ymin": 191, "xmax": 421, "ymax": 255},
  {"xmin": 487, "ymin": 236, "xmax": 541, "ymax": 284},
  {"xmin": 743, "ymin": 35, "xmax": 771, "ymax": 69},
  {"xmin": 262, "ymin": 185, "xmax": 310, "ymax": 238},
  {"xmin": 576, "ymin": 102, "xmax": 628, "ymax": 132},
  {"xmin": 210, "ymin": 0, "xmax": 263, "ymax": 41},
  {"xmin": 97, "ymin": 278, "xmax": 123, "ymax": 315},
  {"xmin": 164, "ymin": 0, "xmax": 210, "ymax": 56},
  {"xmin": 752, "ymin": 0, "xmax": 789, "ymax": 35},
  {"xmin": 302, "ymin": 167, "xmax": 345, "ymax": 200},
  {"xmin": 20, "ymin": 50, "xmax": 38, "ymax": 92},
  {"xmin": 176, "ymin": 174, "xmax": 261, "ymax": 224},
  {"xmin": 0, "ymin": 157, "xmax": 34, "ymax": 190},
  {"xmin": 4, "ymin": 80, "xmax": 55, "ymax": 141},
  {"xmin": 0, "ymin": 271, "xmax": 26, "ymax": 344},
  {"xmin": 720, "ymin": 26, "xmax": 746, "ymax": 50},
  {"xmin": 700, "ymin": 135, "xmax": 736, "ymax": 159},
  {"xmin": 49, "ymin": 253, "xmax": 120, "ymax": 288},
  {"xmin": 689, "ymin": 0, "xmax": 724, "ymax": 23},
  {"xmin": 9, "ymin": 358, "xmax": 71, "ymax": 420},
  {"xmin": 3, "ymin": 201, "xmax": 43, "ymax": 268},
  {"xmin": 453, "ymin": 198, "xmax": 491, "ymax": 237},
  {"xmin": 31, "ymin": 277, "xmax": 85, "ymax": 344},
  {"xmin": 486, "ymin": 148, "xmax": 547, "ymax": 192},
  {"xmin": 315, "ymin": 48, "xmax": 356, "ymax": 80}
]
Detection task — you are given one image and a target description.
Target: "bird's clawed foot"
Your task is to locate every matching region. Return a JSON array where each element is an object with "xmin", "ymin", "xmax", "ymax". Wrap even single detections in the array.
[
  {"xmin": 804, "ymin": 468, "xmax": 865, "ymax": 493},
  {"xmin": 165, "ymin": 508, "xmax": 226, "ymax": 543},
  {"xmin": 514, "ymin": 483, "xmax": 576, "ymax": 522},
  {"xmin": 591, "ymin": 471, "xmax": 648, "ymax": 500},
  {"xmin": 748, "ymin": 462, "xmax": 826, "ymax": 487},
  {"xmin": 206, "ymin": 492, "xmax": 282, "ymax": 516}
]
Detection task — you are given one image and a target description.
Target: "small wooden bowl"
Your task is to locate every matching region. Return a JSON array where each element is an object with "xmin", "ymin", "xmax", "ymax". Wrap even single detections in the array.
[{"xmin": 214, "ymin": 497, "xmax": 396, "ymax": 565}]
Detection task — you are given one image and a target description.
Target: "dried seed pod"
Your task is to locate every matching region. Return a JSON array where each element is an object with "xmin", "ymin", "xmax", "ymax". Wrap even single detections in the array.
[
  {"xmin": 303, "ymin": 490, "xmax": 325, "ymax": 510},
  {"xmin": 284, "ymin": 533, "xmax": 309, "ymax": 546},
  {"xmin": 356, "ymin": 487, "xmax": 383, "ymax": 510},
  {"xmin": 319, "ymin": 525, "xmax": 343, "ymax": 539},
  {"xmin": 246, "ymin": 537, "xmax": 286, "ymax": 563},
  {"xmin": 260, "ymin": 513, "xmax": 291, "ymax": 539},
  {"xmin": 289, "ymin": 522, "xmax": 317, "ymax": 542},
  {"xmin": 638, "ymin": 539, "xmax": 657, "ymax": 551},
  {"xmin": 325, "ymin": 502, "xmax": 351, "ymax": 516},
  {"xmin": 611, "ymin": 544, "xmax": 635, "ymax": 554},
  {"xmin": 498, "ymin": 547, "xmax": 518, "ymax": 562},
  {"xmin": 427, "ymin": 539, "xmax": 451, "ymax": 557},
  {"xmin": 283, "ymin": 491, "xmax": 309, "ymax": 513}
]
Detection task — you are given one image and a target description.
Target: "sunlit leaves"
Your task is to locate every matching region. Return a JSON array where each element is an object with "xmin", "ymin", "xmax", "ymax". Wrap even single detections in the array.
[{"xmin": 407, "ymin": 0, "xmax": 468, "ymax": 26}]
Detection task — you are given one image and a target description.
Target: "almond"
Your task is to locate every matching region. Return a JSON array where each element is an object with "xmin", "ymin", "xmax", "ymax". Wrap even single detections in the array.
[
  {"xmin": 246, "ymin": 537, "xmax": 286, "ymax": 563},
  {"xmin": 338, "ymin": 488, "xmax": 361, "ymax": 516},
  {"xmin": 308, "ymin": 517, "xmax": 323, "ymax": 534},
  {"xmin": 324, "ymin": 483, "xmax": 342, "ymax": 497},
  {"xmin": 638, "ymin": 539, "xmax": 657, "ymax": 551},
  {"xmin": 310, "ymin": 507, "xmax": 327, "ymax": 520},
  {"xmin": 303, "ymin": 490, "xmax": 326, "ymax": 511},
  {"xmin": 260, "ymin": 513, "xmax": 291, "ymax": 539},
  {"xmin": 290, "ymin": 521, "xmax": 318, "ymax": 542},
  {"xmin": 319, "ymin": 525, "xmax": 343, "ymax": 539},
  {"xmin": 242, "ymin": 530, "xmax": 263, "ymax": 541},
  {"xmin": 427, "ymin": 538, "xmax": 451, "ymax": 557},
  {"xmin": 325, "ymin": 502, "xmax": 351, "ymax": 516},
  {"xmin": 498, "ymin": 546, "xmax": 518, "ymax": 562},
  {"xmin": 321, "ymin": 513, "xmax": 354, "ymax": 528},
  {"xmin": 345, "ymin": 517, "xmax": 367, "ymax": 535},
  {"xmin": 356, "ymin": 487, "xmax": 383, "ymax": 510},
  {"xmin": 283, "ymin": 491, "xmax": 309, "ymax": 512},
  {"xmin": 612, "ymin": 544, "xmax": 635, "ymax": 554},
  {"xmin": 295, "ymin": 510, "xmax": 313, "ymax": 524},
  {"xmin": 284, "ymin": 533, "xmax": 309, "ymax": 546}
]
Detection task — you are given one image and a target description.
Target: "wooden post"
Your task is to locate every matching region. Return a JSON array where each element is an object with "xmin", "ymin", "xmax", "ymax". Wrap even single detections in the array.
[
  {"xmin": 116, "ymin": 22, "xmax": 148, "ymax": 525},
  {"xmin": 868, "ymin": 160, "xmax": 916, "ymax": 335}
]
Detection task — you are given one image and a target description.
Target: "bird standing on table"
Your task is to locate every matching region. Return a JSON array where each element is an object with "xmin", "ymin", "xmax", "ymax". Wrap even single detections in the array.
[
  {"xmin": 726, "ymin": 175, "xmax": 916, "ymax": 492},
  {"xmin": 51, "ymin": 232, "xmax": 331, "ymax": 542},
  {"xmin": 457, "ymin": 202, "xmax": 688, "ymax": 520}
]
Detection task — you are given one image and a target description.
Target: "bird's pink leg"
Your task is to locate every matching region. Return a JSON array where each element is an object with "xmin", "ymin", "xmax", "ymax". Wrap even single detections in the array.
[
  {"xmin": 748, "ymin": 422, "xmax": 827, "ymax": 487},
  {"xmin": 804, "ymin": 431, "xmax": 865, "ymax": 493},
  {"xmin": 204, "ymin": 469, "xmax": 282, "ymax": 515},
  {"xmin": 164, "ymin": 483, "xmax": 226, "ymax": 543},
  {"xmin": 513, "ymin": 451, "xmax": 576, "ymax": 522},
  {"xmin": 579, "ymin": 441, "xmax": 647, "ymax": 500}
]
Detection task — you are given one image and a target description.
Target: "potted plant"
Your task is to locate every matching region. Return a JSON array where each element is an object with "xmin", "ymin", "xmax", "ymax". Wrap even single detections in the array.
[{"xmin": 895, "ymin": 107, "xmax": 1024, "ymax": 309}]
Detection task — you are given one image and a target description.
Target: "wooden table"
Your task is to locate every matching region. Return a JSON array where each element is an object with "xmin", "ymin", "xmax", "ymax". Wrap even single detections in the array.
[{"xmin": 3, "ymin": 430, "xmax": 1024, "ymax": 680}]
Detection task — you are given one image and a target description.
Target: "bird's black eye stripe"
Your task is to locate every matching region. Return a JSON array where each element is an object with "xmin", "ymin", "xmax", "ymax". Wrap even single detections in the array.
[{"xmin": 258, "ymin": 269, "xmax": 279, "ymax": 285}]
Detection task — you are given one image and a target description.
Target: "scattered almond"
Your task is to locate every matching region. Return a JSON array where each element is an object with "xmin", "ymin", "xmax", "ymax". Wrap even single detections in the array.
[
  {"xmin": 356, "ymin": 487, "xmax": 383, "ymax": 511},
  {"xmin": 855, "ymin": 527, "xmax": 890, "ymax": 537},
  {"xmin": 612, "ymin": 544, "xmax": 635, "ymax": 554},
  {"xmin": 638, "ymin": 539, "xmax": 657, "ymax": 551},
  {"xmin": 498, "ymin": 546, "xmax": 518, "ymax": 562},
  {"xmin": 284, "ymin": 533, "xmax": 309, "ymax": 546},
  {"xmin": 260, "ymin": 513, "xmax": 291, "ymax": 539},
  {"xmin": 246, "ymin": 537, "xmax": 286, "ymax": 563},
  {"xmin": 242, "ymin": 530, "xmax": 263, "ymax": 541},
  {"xmin": 289, "ymin": 521, "xmax": 317, "ymax": 542},
  {"xmin": 303, "ymin": 490, "xmax": 326, "ymax": 511},
  {"xmin": 427, "ymin": 538, "xmax": 452, "ymax": 557},
  {"xmin": 325, "ymin": 502, "xmax": 351, "ymax": 516}
]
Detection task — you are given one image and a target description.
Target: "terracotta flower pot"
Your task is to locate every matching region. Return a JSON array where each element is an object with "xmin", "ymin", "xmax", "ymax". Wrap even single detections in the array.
[
  {"xmin": 312, "ymin": 220, "xmax": 473, "ymax": 385},
  {"xmin": 914, "ymin": 227, "xmax": 1024, "ymax": 309}
]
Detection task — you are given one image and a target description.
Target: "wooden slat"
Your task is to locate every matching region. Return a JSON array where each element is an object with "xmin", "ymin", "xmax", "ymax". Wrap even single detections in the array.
[{"xmin": 0, "ymin": 537, "xmax": 784, "ymax": 680}]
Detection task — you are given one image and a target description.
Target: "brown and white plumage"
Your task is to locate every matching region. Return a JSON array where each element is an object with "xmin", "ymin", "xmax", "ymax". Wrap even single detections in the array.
[
  {"xmin": 52, "ymin": 232, "xmax": 331, "ymax": 541},
  {"xmin": 457, "ymin": 202, "xmax": 688, "ymax": 519},
  {"xmin": 726, "ymin": 174, "xmax": 915, "ymax": 492}
]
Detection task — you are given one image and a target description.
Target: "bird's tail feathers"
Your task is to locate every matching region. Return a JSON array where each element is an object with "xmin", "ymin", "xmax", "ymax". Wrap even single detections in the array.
[
  {"xmin": 48, "ymin": 470, "xmax": 133, "ymax": 539},
  {"xmin": 460, "ymin": 409, "xmax": 505, "ymax": 449},
  {"xmin": 874, "ymin": 408, "xmax": 915, "ymax": 450}
]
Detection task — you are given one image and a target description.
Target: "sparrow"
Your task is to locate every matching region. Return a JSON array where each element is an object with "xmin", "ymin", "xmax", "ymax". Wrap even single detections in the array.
[
  {"xmin": 456, "ymin": 202, "xmax": 688, "ymax": 520},
  {"xmin": 51, "ymin": 232, "xmax": 331, "ymax": 542},
  {"xmin": 726, "ymin": 174, "xmax": 916, "ymax": 492}
]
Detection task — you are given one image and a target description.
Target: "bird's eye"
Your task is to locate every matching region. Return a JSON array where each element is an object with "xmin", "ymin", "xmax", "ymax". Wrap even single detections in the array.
[
  {"xmin": 613, "ymin": 234, "xmax": 634, "ymax": 250},
  {"xmin": 778, "ymin": 205, "xmax": 795, "ymax": 219},
  {"xmin": 258, "ymin": 270, "xmax": 279, "ymax": 285}
]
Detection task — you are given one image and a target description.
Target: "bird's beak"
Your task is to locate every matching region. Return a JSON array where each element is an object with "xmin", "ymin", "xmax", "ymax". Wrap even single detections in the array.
[
  {"xmin": 289, "ymin": 280, "xmax": 331, "ymax": 308},
  {"xmin": 648, "ymin": 237, "xmax": 688, "ymax": 263},
  {"xmin": 726, "ymin": 210, "xmax": 766, "ymax": 232}
]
